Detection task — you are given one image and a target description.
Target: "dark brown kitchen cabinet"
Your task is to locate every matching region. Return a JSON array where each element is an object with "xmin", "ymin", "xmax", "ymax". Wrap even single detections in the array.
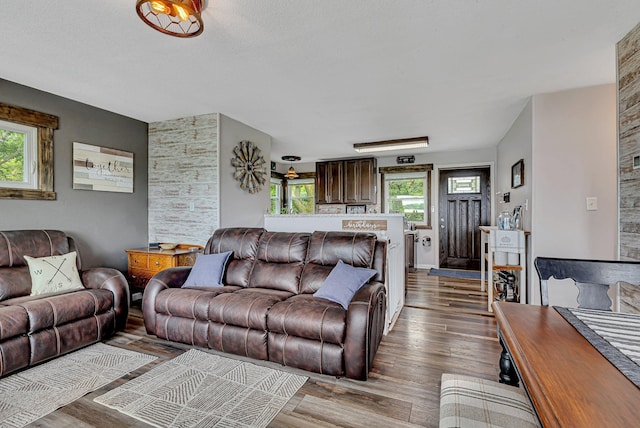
[
  {"xmin": 316, "ymin": 157, "xmax": 376, "ymax": 204},
  {"xmin": 316, "ymin": 160, "xmax": 343, "ymax": 204},
  {"xmin": 344, "ymin": 158, "xmax": 376, "ymax": 204}
]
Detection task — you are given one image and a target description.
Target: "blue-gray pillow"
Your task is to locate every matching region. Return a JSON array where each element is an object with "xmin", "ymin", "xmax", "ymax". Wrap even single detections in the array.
[
  {"xmin": 182, "ymin": 251, "xmax": 232, "ymax": 288},
  {"xmin": 313, "ymin": 260, "xmax": 377, "ymax": 309}
]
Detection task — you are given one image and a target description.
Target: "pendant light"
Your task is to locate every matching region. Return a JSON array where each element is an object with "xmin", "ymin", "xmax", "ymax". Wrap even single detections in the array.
[
  {"xmin": 136, "ymin": 0, "xmax": 206, "ymax": 38},
  {"xmin": 282, "ymin": 156, "xmax": 301, "ymax": 179}
]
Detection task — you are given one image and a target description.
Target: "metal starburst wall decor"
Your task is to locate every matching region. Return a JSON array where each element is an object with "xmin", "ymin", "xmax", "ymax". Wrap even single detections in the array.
[{"xmin": 230, "ymin": 140, "xmax": 267, "ymax": 194}]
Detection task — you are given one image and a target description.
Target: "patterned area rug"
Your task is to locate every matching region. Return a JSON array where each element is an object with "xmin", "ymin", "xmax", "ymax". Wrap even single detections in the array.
[
  {"xmin": 0, "ymin": 342, "xmax": 157, "ymax": 428},
  {"xmin": 94, "ymin": 349, "xmax": 308, "ymax": 428}
]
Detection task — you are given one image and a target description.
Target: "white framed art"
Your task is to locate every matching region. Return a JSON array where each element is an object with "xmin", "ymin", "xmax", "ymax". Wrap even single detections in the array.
[{"xmin": 72, "ymin": 142, "xmax": 134, "ymax": 193}]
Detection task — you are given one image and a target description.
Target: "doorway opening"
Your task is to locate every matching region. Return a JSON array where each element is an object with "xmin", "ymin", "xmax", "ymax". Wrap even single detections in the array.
[{"xmin": 438, "ymin": 167, "xmax": 490, "ymax": 270}]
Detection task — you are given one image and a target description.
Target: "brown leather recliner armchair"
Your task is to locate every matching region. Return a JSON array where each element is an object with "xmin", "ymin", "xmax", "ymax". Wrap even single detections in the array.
[{"xmin": 0, "ymin": 230, "xmax": 129, "ymax": 377}]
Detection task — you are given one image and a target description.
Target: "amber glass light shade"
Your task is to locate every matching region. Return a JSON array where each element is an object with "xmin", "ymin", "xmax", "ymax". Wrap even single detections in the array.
[
  {"xmin": 284, "ymin": 167, "xmax": 299, "ymax": 179},
  {"xmin": 136, "ymin": 0, "xmax": 205, "ymax": 38},
  {"xmin": 282, "ymin": 155, "xmax": 301, "ymax": 179}
]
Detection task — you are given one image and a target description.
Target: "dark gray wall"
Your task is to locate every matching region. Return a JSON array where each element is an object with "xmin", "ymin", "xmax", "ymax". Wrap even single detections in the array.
[{"xmin": 0, "ymin": 79, "xmax": 148, "ymax": 271}]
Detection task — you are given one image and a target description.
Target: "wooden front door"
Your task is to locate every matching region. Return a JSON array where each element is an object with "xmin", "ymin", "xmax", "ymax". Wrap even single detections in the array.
[{"xmin": 438, "ymin": 168, "xmax": 490, "ymax": 270}]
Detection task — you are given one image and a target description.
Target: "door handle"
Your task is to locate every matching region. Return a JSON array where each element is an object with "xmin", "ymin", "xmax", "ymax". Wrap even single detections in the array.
[{"xmin": 440, "ymin": 225, "xmax": 445, "ymax": 229}]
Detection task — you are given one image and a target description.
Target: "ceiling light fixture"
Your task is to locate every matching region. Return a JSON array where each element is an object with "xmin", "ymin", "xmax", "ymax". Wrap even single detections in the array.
[
  {"xmin": 136, "ymin": 0, "xmax": 206, "ymax": 38},
  {"xmin": 353, "ymin": 136, "xmax": 429, "ymax": 153},
  {"xmin": 282, "ymin": 155, "xmax": 301, "ymax": 179}
]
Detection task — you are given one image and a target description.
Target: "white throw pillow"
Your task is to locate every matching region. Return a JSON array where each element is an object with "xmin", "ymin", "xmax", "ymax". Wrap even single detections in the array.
[{"xmin": 25, "ymin": 251, "xmax": 84, "ymax": 296}]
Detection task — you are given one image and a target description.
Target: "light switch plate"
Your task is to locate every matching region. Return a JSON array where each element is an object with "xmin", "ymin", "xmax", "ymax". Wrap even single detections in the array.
[{"xmin": 586, "ymin": 197, "xmax": 598, "ymax": 211}]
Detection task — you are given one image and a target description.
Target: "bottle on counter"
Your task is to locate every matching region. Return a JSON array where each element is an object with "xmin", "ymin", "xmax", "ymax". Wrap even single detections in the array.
[{"xmin": 498, "ymin": 210, "xmax": 512, "ymax": 230}]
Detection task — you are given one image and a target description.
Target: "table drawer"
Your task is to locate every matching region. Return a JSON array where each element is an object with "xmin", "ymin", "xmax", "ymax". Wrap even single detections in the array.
[
  {"xmin": 129, "ymin": 268, "xmax": 154, "ymax": 284},
  {"xmin": 149, "ymin": 254, "xmax": 174, "ymax": 272},
  {"xmin": 128, "ymin": 253, "xmax": 149, "ymax": 269}
]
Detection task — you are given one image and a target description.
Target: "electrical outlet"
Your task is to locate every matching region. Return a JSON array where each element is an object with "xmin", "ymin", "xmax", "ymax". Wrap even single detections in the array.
[{"xmin": 586, "ymin": 197, "xmax": 598, "ymax": 211}]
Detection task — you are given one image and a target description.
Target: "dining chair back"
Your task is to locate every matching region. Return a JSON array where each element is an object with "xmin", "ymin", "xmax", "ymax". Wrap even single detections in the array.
[{"xmin": 534, "ymin": 257, "xmax": 640, "ymax": 310}]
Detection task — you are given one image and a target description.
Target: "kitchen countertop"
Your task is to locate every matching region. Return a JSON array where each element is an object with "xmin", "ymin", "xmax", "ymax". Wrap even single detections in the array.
[{"xmin": 264, "ymin": 214, "xmax": 405, "ymax": 217}]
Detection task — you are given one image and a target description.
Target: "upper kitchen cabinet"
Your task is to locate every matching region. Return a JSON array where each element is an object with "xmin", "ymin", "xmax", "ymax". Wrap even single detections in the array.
[
  {"xmin": 316, "ymin": 157, "xmax": 377, "ymax": 204},
  {"xmin": 344, "ymin": 158, "xmax": 377, "ymax": 204},
  {"xmin": 316, "ymin": 160, "xmax": 343, "ymax": 204}
]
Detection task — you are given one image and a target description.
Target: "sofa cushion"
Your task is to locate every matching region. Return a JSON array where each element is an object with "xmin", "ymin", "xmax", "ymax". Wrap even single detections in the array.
[
  {"xmin": 0, "ymin": 267, "xmax": 32, "ymax": 301},
  {"xmin": 268, "ymin": 294, "xmax": 346, "ymax": 345},
  {"xmin": 0, "ymin": 230, "xmax": 73, "ymax": 301},
  {"xmin": 0, "ymin": 305, "xmax": 28, "ymax": 341},
  {"xmin": 206, "ymin": 228, "xmax": 264, "ymax": 287},
  {"xmin": 0, "ymin": 230, "xmax": 70, "ymax": 268},
  {"xmin": 154, "ymin": 286, "xmax": 241, "ymax": 321},
  {"xmin": 313, "ymin": 260, "xmax": 377, "ymax": 309},
  {"xmin": 300, "ymin": 231, "xmax": 377, "ymax": 294},
  {"xmin": 306, "ymin": 231, "xmax": 377, "ymax": 268},
  {"xmin": 182, "ymin": 251, "xmax": 232, "ymax": 288},
  {"xmin": 249, "ymin": 232, "xmax": 310, "ymax": 293},
  {"xmin": 25, "ymin": 252, "xmax": 84, "ymax": 296},
  {"xmin": 19, "ymin": 289, "xmax": 114, "ymax": 333},
  {"xmin": 208, "ymin": 288, "xmax": 292, "ymax": 330}
]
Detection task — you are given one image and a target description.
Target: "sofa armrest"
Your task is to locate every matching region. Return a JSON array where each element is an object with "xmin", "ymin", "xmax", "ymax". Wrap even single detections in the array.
[
  {"xmin": 344, "ymin": 281, "xmax": 387, "ymax": 380},
  {"xmin": 142, "ymin": 266, "xmax": 192, "ymax": 335},
  {"xmin": 81, "ymin": 267, "xmax": 130, "ymax": 331}
]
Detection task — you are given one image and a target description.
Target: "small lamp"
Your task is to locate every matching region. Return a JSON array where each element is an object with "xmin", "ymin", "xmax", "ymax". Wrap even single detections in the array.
[
  {"xmin": 282, "ymin": 156, "xmax": 301, "ymax": 179},
  {"xmin": 136, "ymin": 0, "xmax": 206, "ymax": 38}
]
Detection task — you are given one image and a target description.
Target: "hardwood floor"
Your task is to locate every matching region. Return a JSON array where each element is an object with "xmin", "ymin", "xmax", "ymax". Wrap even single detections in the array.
[{"xmin": 34, "ymin": 270, "xmax": 501, "ymax": 427}]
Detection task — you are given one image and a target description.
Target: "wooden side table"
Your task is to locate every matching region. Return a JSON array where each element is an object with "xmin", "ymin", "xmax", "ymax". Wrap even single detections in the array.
[{"xmin": 125, "ymin": 244, "xmax": 203, "ymax": 296}]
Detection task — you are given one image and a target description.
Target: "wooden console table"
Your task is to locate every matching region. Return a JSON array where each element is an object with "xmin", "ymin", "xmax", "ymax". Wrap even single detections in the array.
[
  {"xmin": 125, "ymin": 244, "xmax": 202, "ymax": 289},
  {"xmin": 493, "ymin": 301, "xmax": 640, "ymax": 427}
]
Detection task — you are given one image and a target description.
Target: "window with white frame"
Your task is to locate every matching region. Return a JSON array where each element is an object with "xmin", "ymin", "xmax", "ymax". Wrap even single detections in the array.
[
  {"xmin": 384, "ymin": 171, "xmax": 427, "ymax": 224},
  {"xmin": 270, "ymin": 177, "xmax": 282, "ymax": 214},
  {"xmin": 287, "ymin": 178, "xmax": 314, "ymax": 214},
  {"xmin": 0, "ymin": 119, "xmax": 38, "ymax": 190}
]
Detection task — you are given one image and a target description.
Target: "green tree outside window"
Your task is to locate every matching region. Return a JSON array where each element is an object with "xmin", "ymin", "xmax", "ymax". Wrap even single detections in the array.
[{"xmin": 0, "ymin": 129, "xmax": 25, "ymax": 182}]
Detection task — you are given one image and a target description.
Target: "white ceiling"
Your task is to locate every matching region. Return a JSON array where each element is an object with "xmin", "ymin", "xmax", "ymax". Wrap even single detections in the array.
[{"xmin": 2, "ymin": 1, "xmax": 640, "ymax": 163}]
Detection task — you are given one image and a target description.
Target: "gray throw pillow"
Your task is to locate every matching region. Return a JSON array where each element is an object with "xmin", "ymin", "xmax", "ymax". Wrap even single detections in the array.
[
  {"xmin": 182, "ymin": 251, "xmax": 232, "ymax": 288},
  {"xmin": 313, "ymin": 260, "xmax": 377, "ymax": 309}
]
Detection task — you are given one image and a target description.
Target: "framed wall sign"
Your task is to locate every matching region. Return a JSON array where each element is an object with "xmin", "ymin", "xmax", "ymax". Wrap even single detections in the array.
[
  {"xmin": 342, "ymin": 219, "xmax": 387, "ymax": 231},
  {"xmin": 73, "ymin": 142, "xmax": 134, "ymax": 193},
  {"xmin": 511, "ymin": 159, "xmax": 524, "ymax": 189}
]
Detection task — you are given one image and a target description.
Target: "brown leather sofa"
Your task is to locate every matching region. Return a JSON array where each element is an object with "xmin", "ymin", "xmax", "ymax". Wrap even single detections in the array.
[
  {"xmin": 0, "ymin": 230, "xmax": 129, "ymax": 377},
  {"xmin": 143, "ymin": 228, "xmax": 387, "ymax": 380}
]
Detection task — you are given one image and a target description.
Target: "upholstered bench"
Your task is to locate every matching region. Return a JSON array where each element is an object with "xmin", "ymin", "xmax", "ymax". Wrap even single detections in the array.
[{"xmin": 439, "ymin": 374, "xmax": 540, "ymax": 428}]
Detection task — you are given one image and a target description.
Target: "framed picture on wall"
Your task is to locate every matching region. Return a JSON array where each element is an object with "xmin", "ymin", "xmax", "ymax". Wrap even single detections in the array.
[
  {"xmin": 346, "ymin": 205, "xmax": 366, "ymax": 214},
  {"xmin": 511, "ymin": 159, "xmax": 524, "ymax": 189},
  {"xmin": 73, "ymin": 142, "xmax": 134, "ymax": 193}
]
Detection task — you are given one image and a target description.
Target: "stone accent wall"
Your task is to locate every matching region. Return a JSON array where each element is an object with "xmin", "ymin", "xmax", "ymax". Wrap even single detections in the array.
[
  {"xmin": 148, "ymin": 114, "xmax": 219, "ymax": 246},
  {"xmin": 618, "ymin": 23, "xmax": 640, "ymax": 261}
]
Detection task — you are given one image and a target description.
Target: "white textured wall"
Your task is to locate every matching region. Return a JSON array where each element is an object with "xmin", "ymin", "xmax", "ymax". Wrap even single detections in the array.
[
  {"xmin": 148, "ymin": 114, "xmax": 219, "ymax": 246},
  {"xmin": 618, "ymin": 22, "xmax": 640, "ymax": 261}
]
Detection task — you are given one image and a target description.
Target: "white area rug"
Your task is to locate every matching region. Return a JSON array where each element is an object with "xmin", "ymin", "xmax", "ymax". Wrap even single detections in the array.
[
  {"xmin": 94, "ymin": 349, "xmax": 308, "ymax": 428},
  {"xmin": 0, "ymin": 342, "xmax": 157, "ymax": 428}
]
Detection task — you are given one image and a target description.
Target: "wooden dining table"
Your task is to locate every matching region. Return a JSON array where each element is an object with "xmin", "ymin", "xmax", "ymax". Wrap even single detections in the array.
[{"xmin": 493, "ymin": 301, "xmax": 640, "ymax": 428}]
